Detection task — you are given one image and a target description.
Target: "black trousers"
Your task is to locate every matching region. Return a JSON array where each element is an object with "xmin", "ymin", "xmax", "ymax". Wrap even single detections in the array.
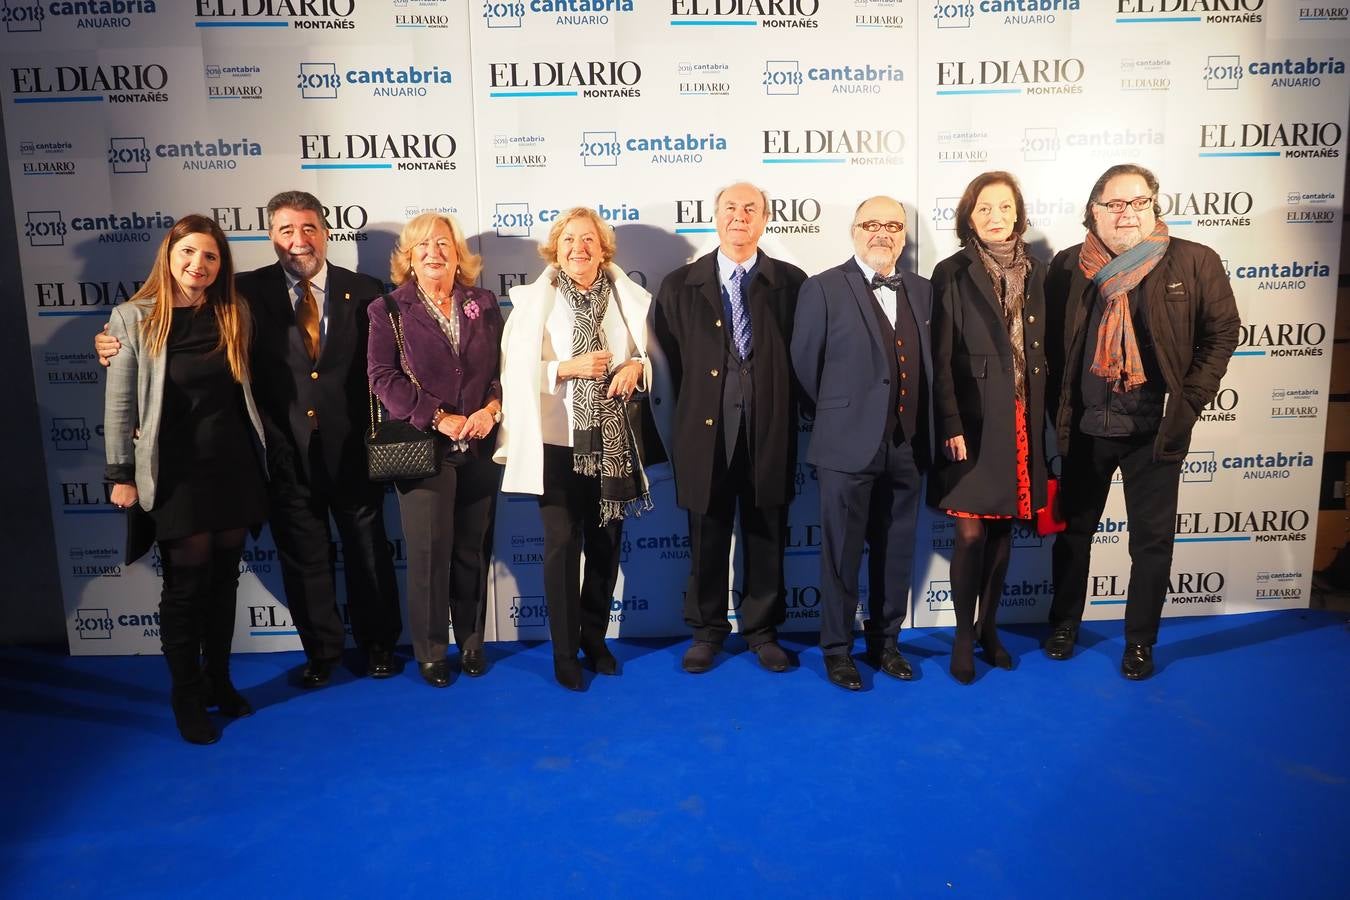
[
  {"xmin": 683, "ymin": 429, "xmax": 785, "ymax": 647},
  {"xmin": 268, "ymin": 432, "xmax": 402, "ymax": 661},
  {"xmin": 1050, "ymin": 430, "xmax": 1182, "ymax": 646},
  {"xmin": 816, "ymin": 438, "xmax": 922, "ymax": 657},
  {"xmin": 395, "ymin": 454, "xmax": 500, "ymax": 663},
  {"xmin": 538, "ymin": 444, "xmax": 622, "ymax": 660}
]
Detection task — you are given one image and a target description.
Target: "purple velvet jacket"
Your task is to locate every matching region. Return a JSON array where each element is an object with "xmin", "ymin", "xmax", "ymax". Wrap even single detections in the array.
[{"xmin": 367, "ymin": 279, "xmax": 503, "ymax": 456}]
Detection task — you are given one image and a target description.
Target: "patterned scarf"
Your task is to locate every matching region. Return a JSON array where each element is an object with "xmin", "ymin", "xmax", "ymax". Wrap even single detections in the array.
[
  {"xmin": 973, "ymin": 235, "xmax": 1031, "ymax": 403},
  {"xmin": 1079, "ymin": 219, "xmax": 1170, "ymax": 393},
  {"xmin": 558, "ymin": 271, "xmax": 651, "ymax": 525}
]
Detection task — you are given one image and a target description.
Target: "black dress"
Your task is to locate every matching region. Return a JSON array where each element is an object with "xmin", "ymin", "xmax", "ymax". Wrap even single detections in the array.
[{"xmin": 149, "ymin": 307, "xmax": 267, "ymax": 540}]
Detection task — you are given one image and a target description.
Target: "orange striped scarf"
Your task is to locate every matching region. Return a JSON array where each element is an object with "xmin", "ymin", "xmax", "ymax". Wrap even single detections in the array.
[{"xmin": 1078, "ymin": 220, "xmax": 1169, "ymax": 393}]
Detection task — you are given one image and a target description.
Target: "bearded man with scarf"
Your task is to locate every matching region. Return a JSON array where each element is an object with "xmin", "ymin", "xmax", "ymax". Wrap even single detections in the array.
[{"xmin": 1043, "ymin": 164, "xmax": 1240, "ymax": 680}]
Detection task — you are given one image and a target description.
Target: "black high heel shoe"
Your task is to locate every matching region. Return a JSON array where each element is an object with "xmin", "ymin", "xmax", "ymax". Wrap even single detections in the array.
[
  {"xmin": 950, "ymin": 633, "xmax": 975, "ymax": 685},
  {"xmin": 978, "ymin": 630, "xmax": 1013, "ymax": 670},
  {"xmin": 553, "ymin": 657, "xmax": 584, "ymax": 691}
]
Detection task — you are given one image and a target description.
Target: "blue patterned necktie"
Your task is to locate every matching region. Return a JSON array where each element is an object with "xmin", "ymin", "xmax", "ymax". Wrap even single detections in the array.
[{"xmin": 729, "ymin": 265, "xmax": 751, "ymax": 360}]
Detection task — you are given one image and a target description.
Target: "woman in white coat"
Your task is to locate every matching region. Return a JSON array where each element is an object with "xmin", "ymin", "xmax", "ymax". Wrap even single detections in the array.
[{"xmin": 495, "ymin": 207, "xmax": 655, "ymax": 691}]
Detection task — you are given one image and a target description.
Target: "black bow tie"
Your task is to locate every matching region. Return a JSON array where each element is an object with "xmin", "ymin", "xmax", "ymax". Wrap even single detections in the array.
[{"xmin": 871, "ymin": 272, "xmax": 903, "ymax": 291}]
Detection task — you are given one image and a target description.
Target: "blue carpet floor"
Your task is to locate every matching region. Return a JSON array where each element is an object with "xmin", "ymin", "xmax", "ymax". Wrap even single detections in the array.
[{"xmin": 2, "ymin": 609, "xmax": 1348, "ymax": 899}]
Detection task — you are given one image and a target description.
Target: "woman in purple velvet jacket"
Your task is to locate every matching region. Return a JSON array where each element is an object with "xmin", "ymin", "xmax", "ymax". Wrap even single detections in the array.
[{"xmin": 368, "ymin": 212, "xmax": 503, "ymax": 688}]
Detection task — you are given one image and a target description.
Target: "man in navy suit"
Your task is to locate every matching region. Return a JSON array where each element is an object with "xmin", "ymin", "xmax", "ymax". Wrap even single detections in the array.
[
  {"xmin": 98, "ymin": 191, "xmax": 401, "ymax": 686},
  {"xmin": 790, "ymin": 196, "xmax": 933, "ymax": 690}
]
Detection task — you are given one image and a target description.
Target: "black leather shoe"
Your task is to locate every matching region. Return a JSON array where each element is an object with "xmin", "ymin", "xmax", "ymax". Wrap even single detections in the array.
[
  {"xmin": 418, "ymin": 660, "xmax": 450, "ymax": 688},
  {"xmin": 553, "ymin": 657, "xmax": 584, "ymax": 691},
  {"xmin": 1121, "ymin": 643, "xmax": 1155, "ymax": 680},
  {"xmin": 1043, "ymin": 623, "xmax": 1078, "ymax": 661},
  {"xmin": 461, "ymin": 649, "xmax": 487, "ymax": 677},
  {"xmin": 365, "ymin": 644, "xmax": 395, "ymax": 679},
  {"xmin": 205, "ymin": 681, "xmax": 253, "ymax": 719},
  {"xmin": 824, "ymin": 654, "xmax": 862, "ymax": 691},
  {"xmin": 582, "ymin": 643, "xmax": 618, "ymax": 676},
  {"xmin": 681, "ymin": 640, "xmax": 718, "ymax": 674},
  {"xmin": 753, "ymin": 641, "xmax": 790, "ymax": 673},
  {"xmin": 870, "ymin": 645, "xmax": 914, "ymax": 681},
  {"xmin": 300, "ymin": 658, "xmax": 336, "ymax": 689}
]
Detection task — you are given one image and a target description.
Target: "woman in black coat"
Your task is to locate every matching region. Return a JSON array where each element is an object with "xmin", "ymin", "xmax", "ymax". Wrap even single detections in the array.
[{"xmin": 929, "ymin": 171, "xmax": 1049, "ymax": 684}]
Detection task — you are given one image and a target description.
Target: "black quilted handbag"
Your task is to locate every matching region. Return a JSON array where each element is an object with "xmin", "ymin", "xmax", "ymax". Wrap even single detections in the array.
[{"xmin": 366, "ymin": 297, "xmax": 441, "ymax": 482}]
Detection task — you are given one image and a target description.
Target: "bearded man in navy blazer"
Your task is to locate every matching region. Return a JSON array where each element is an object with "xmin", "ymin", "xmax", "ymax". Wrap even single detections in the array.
[{"xmin": 790, "ymin": 196, "xmax": 933, "ymax": 690}]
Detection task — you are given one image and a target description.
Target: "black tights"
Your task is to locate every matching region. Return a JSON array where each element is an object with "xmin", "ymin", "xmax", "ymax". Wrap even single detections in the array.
[
  {"xmin": 949, "ymin": 518, "xmax": 1012, "ymax": 643},
  {"xmin": 159, "ymin": 529, "xmax": 247, "ymax": 695}
]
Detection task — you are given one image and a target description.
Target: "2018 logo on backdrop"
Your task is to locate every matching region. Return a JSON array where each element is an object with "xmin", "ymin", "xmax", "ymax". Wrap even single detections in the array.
[
  {"xmin": 928, "ymin": 518, "xmax": 1045, "ymax": 551},
  {"xmin": 487, "ymin": 59, "xmax": 641, "ymax": 99},
  {"xmin": 1205, "ymin": 54, "xmax": 1344, "ymax": 90},
  {"xmin": 677, "ymin": 61, "xmax": 731, "ymax": 96},
  {"xmin": 672, "ymin": 196, "xmax": 821, "ymax": 235},
  {"xmin": 761, "ymin": 129, "xmax": 904, "ymax": 166},
  {"xmin": 1175, "ymin": 508, "xmax": 1309, "ymax": 543},
  {"xmin": 932, "ymin": 0, "xmax": 1079, "ymax": 29},
  {"xmin": 1236, "ymin": 320, "xmax": 1327, "ymax": 359},
  {"xmin": 669, "ymin": 0, "xmax": 820, "ymax": 29},
  {"xmin": 761, "ymin": 60, "xmax": 904, "ymax": 96},
  {"xmin": 509, "ymin": 595, "xmax": 548, "ymax": 626},
  {"xmin": 73, "ymin": 607, "xmax": 114, "ymax": 639},
  {"xmin": 924, "ymin": 578, "xmax": 1052, "ymax": 612},
  {"xmin": 107, "ymin": 136, "xmax": 263, "ymax": 174},
  {"xmin": 43, "ymin": 350, "xmax": 102, "ymax": 386},
  {"xmin": 1, "ymin": 0, "xmax": 157, "ymax": 33},
  {"xmin": 298, "ymin": 133, "xmax": 456, "ymax": 171},
  {"xmin": 18, "ymin": 137, "xmax": 75, "ymax": 176},
  {"xmin": 392, "ymin": 0, "xmax": 450, "ymax": 28},
  {"xmin": 481, "ymin": 0, "xmax": 634, "ymax": 28},
  {"xmin": 9, "ymin": 63, "xmax": 168, "ymax": 104},
  {"xmin": 1199, "ymin": 121, "xmax": 1342, "ymax": 158},
  {"xmin": 194, "ymin": 0, "xmax": 355, "ymax": 30},
  {"xmin": 1182, "ymin": 450, "xmax": 1216, "ymax": 483},
  {"xmin": 211, "ymin": 201, "xmax": 369, "ymax": 242},
  {"xmin": 1115, "ymin": 0, "xmax": 1263, "ymax": 24},
  {"xmin": 936, "ymin": 57, "xmax": 1084, "ymax": 95},
  {"xmin": 1158, "ymin": 189, "xmax": 1252, "ymax": 228},
  {"xmin": 296, "ymin": 61, "xmax": 451, "ymax": 99},
  {"xmin": 49, "ymin": 416, "xmax": 102, "ymax": 451},
  {"xmin": 1270, "ymin": 387, "xmax": 1320, "ymax": 421},
  {"xmin": 581, "ymin": 130, "xmax": 729, "ymax": 167},
  {"xmin": 205, "ymin": 63, "xmax": 263, "ymax": 101},
  {"xmin": 1229, "ymin": 257, "xmax": 1332, "ymax": 290},
  {"xmin": 1121, "ymin": 56, "xmax": 1172, "ymax": 93}
]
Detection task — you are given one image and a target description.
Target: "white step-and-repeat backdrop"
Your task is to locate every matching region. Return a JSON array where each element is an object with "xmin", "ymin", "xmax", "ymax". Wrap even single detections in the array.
[{"xmin": 3, "ymin": 1, "xmax": 1344, "ymax": 654}]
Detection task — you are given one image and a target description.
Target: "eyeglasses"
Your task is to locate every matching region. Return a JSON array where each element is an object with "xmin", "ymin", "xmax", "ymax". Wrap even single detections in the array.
[
  {"xmin": 1093, "ymin": 196, "xmax": 1155, "ymax": 214},
  {"xmin": 854, "ymin": 220, "xmax": 905, "ymax": 233}
]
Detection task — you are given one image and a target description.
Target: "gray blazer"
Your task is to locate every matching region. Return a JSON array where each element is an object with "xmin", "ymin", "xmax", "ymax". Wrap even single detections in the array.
[{"xmin": 104, "ymin": 299, "xmax": 266, "ymax": 510}]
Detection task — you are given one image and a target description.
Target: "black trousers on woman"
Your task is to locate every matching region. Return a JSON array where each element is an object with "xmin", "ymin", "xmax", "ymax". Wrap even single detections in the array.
[
  {"xmin": 538, "ymin": 444, "xmax": 622, "ymax": 661},
  {"xmin": 396, "ymin": 454, "xmax": 500, "ymax": 664}
]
